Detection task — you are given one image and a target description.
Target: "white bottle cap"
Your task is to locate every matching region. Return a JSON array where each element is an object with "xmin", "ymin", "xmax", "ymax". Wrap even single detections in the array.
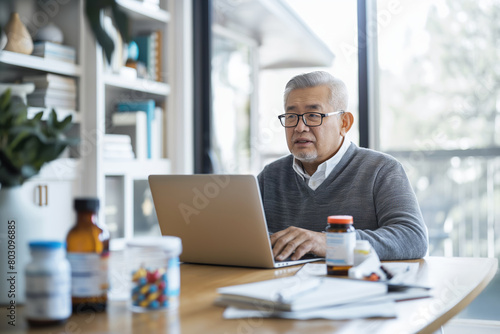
[{"xmin": 127, "ymin": 236, "xmax": 182, "ymax": 256}]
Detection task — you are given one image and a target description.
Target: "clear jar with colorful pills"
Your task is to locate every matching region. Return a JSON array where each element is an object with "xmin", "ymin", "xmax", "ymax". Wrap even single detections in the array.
[{"xmin": 126, "ymin": 236, "xmax": 182, "ymax": 312}]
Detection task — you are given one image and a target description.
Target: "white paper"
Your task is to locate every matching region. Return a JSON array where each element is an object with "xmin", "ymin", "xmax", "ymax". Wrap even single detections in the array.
[
  {"xmin": 217, "ymin": 276, "xmax": 387, "ymax": 312},
  {"xmin": 296, "ymin": 262, "xmax": 421, "ymax": 285},
  {"xmin": 222, "ymin": 299, "xmax": 397, "ymax": 320}
]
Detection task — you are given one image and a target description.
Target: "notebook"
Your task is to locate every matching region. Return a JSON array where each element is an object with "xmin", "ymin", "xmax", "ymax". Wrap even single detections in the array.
[
  {"xmin": 215, "ymin": 276, "xmax": 388, "ymax": 311},
  {"xmin": 148, "ymin": 174, "xmax": 324, "ymax": 268}
]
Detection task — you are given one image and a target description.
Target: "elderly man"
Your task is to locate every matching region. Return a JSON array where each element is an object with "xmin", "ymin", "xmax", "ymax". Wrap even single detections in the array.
[{"xmin": 257, "ymin": 71, "xmax": 428, "ymax": 261}]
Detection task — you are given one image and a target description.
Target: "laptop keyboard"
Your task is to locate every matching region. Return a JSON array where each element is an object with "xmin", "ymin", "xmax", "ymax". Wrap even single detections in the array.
[{"xmin": 276, "ymin": 253, "xmax": 321, "ymax": 263}]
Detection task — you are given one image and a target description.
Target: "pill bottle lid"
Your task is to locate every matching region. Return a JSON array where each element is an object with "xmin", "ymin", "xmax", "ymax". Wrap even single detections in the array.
[
  {"xmin": 127, "ymin": 236, "xmax": 182, "ymax": 256},
  {"xmin": 74, "ymin": 197, "xmax": 100, "ymax": 212},
  {"xmin": 327, "ymin": 215, "xmax": 353, "ymax": 224},
  {"xmin": 29, "ymin": 241, "xmax": 65, "ymax": 249}
]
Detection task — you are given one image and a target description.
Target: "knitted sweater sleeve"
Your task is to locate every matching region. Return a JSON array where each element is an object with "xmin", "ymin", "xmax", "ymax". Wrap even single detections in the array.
[{"xmin": 356, "ymin": 159, "xmax": 429, "ymax": 260}]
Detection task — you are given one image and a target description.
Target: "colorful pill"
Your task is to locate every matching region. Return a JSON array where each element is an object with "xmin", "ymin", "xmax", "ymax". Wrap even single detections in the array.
[
  {"xmin": 132, "ymin": 267, "xmax": 147, "ymax": 281},
  {"xmin": 147, "ymin": 291, "xmax": 160, "ymax": 301},
  {"xmin": 149, "ymin": 300, "xmax": 160, "ymax": 309},
  {"xmin": 157, "ymin": 281, "xmax": 166, "ymax": 291},
  {"xmin": 139, "ymin": 284, "xmax": 150, "ymax": 295}
]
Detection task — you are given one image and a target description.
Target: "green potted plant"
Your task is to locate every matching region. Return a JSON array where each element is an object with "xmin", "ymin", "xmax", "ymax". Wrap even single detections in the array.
[
  {"xmin": 0, "ymin": 89, "xmax": 77, "ymax": 187},
  {"xmin": 0, "ymin": 88, "xmax": 78, "ymax": 305}
]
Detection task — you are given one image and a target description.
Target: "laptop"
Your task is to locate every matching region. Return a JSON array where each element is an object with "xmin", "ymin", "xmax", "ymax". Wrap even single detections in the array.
[{"xmin": 148, "ymin": 174, "xmax": 323, "ymax": 268}]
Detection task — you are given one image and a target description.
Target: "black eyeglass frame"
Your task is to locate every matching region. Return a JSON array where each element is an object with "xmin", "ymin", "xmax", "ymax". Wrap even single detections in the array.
[{"xmin": 278, "ymin": 111, "xmax": 345, "ymax": 128}]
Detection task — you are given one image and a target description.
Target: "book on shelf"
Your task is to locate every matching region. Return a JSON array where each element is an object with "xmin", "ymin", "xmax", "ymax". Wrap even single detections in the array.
[
  {"xmin": 29, "ymin": 89, "xmax": 77, "ymax": 100},
  {"xmin": 24, "ymin": 73, "xmax": 77, "ymax": 110},
  {"xmin": 116, "ymin": 100, "xmax": 156, "ymax": 159},
  {"xmin": 23, "ymin": 73, "xmax": 77, "ymax": 87},
  {"xmin": 134, "ymin": 30, "xmax": 162, "ymax": 81},
  {"xmin": 151, "ymin": 107, "xmax": 163, "ymax": 159},
  {"xmin": 103, "ymin": 134, "xmax": 135, "ymax": 160},
  {"xmin": 110, "ymin": 111, "xmax": 148, "ymax": 160},
  {"xmin": 216, "ymin": 276, "xmax": 387, "ymax": 312},
  {"xmin": 27, "ymin": 96, "xmax": 77, "ymax": 110},
  {"xmin": 32, "ymin": 41, "xmax": 76, "ymax": 63},
  {"xmin": 103, "ymin": 134, "xmax": 132, "ymax": 145},
  {"xmin": 103, "ymin": 149, "xmax": 135, "ymax": 160}
]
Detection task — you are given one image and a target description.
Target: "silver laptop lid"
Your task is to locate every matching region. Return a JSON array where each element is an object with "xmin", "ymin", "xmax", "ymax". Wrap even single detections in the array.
[{"xmin": 148, "ymin": 174, "xmax": 277, "ymax": 268}]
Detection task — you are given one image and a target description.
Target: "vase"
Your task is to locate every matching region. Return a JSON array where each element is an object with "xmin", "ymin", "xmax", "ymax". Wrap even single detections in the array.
[
  {"xmin": 0, "ymin": 30, "xmax": 7, "ymax": 50},
  {"xmin": 3, "ymin": 12, "xmax": 34, "ymax": 55},
  {"xmin": 35, "ymin": 22, "xmax": 64, "ymax": 44},
  {"xmin": 0, "ymin": 186, "xmax": 40, "ymax": 305}
]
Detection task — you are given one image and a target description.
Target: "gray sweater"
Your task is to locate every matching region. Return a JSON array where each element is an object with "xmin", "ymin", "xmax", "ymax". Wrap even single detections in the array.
[{"xmin": 257, "ymin": 144, "xmax": 428, "ymax": 260}]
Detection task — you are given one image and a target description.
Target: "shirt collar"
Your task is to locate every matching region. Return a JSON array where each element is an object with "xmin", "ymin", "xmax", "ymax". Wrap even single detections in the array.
[{"xmin": 292, "ymin": 137, "xmax": 352, "ymax": 180}]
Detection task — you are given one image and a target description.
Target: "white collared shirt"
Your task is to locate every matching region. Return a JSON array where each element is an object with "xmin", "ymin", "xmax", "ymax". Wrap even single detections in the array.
[{"xmin": 292, "ymin": 137, "xmax": 351, "ymax": 190}]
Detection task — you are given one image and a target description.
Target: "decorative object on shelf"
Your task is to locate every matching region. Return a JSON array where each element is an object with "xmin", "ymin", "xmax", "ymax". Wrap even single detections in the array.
[
  {"xmin": 3, "ymin": 12, "xmax": 34, "ymax": 55},
  {"xmin": 34, "ymin": 22, "xmax": 64, "ymax": 44},
  {"xmin": 85, "ymin": 0, "xmax": 130, "ymax": 64},
  {"xmin": 102, "ymin": 15, "xmax": 123, "ymax": 73},
  {"xmin": 0, "ymin": 89, "xmax": 78, "ymax": 306},
  {"xmin": 0, "ymin": 82, "xmax": 35, "ymax": 104},
  {"xmin": 127, "ymin": 40, "xmax": 139, "ymax": 62}
]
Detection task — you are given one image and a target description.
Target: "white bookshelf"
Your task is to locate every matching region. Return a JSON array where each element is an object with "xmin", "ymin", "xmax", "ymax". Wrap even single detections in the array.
[
  {"xmin": 116, "ymin": 0, "xmax": 171, "ymax": 22},
  {"xmin": 0, "ymin": 0, "xmax": 194, "ymax": 248},
  {"xmin": 0, "ymin": 50, "xmax": 82, "ymax": 76},
  {"xmin": 104, "ymin": 73, "xmax": 170, "ymax": 95}
]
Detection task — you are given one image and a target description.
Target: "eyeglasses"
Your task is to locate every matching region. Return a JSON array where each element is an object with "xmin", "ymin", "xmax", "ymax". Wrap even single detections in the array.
[{"xmin": 278, "ymin": 111, "xmax": 344, "ymax": 128}]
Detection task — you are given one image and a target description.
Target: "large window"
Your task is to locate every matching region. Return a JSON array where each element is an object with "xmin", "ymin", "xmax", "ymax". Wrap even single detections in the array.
[
  {"xmin": 197, "ymin": 0, "xmax": 500, "ymax": 322},
  {"xmin": 374, "ymin": 0, "xmax": 500, "ymax": 260},
  {"xmin": 211, "ymin": 31, "xmax": 255, "ymax": 174},
  {"xmin": 256, "ymin": 0, "xmax": 360, "ymax": 171}
]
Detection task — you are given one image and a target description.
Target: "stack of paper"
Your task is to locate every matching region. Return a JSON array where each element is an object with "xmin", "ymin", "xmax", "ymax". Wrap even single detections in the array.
[{"xmin": 215, "ymin": 276, "xmax": 395, "ymax": 320}]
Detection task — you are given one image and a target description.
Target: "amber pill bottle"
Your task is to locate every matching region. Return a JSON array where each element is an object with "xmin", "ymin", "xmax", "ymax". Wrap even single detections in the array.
[
  {"xmin": 325, "ymin": 215, "xmax": 356, "ymax": 276},
  {"xmin": 66, "ymin": 198, "xmax": 110, "ymax": 312}
]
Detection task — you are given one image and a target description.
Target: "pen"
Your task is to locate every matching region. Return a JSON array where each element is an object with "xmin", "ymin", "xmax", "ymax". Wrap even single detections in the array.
[
  {"xmin": 380, "ymin": 265, "xmax": 394, "ymax": 280},
  {"xmin": 276, "ymin": 278, "xmax": 323, "ymax": 303}
]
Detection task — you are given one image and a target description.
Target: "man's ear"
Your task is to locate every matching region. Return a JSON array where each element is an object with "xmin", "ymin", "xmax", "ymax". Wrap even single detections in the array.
[{"xmin": 340, "ymin": 112, "xmax": 354, "ymax": 136}]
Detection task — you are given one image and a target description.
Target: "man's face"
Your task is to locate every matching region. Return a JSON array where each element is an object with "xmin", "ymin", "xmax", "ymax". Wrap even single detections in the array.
[{"xmin": 284, "ymin": 85, "xmax": 344, "ymax": 167}]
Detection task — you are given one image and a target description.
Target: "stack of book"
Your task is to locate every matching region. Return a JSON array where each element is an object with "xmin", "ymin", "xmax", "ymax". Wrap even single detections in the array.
[
  {"xmin": 108, "ymin": 99, "xmax": 163, "ymax": 160},
  {"xmin": 23, "ymin": 73, "xmax": 77, "ymax": 110},
  {"xmin": 133, "ymin": 30, "xmax": 162, "ymax": 81},
  {"xmin": 215, "ymin": 276, "xmax": 394, "ymax": 320},
  {"xmin": 103, "ymin": 134, "xmax": 135, "ymax": 160},
  {"xmin": 32, "ymin": 41, "xmax": 76, "ymax": 64}
]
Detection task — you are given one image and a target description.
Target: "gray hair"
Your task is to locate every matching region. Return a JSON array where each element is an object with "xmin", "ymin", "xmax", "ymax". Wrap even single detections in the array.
[{"xmin": 283, "ymin": 71, "xmax": 349, "ymax": 111}]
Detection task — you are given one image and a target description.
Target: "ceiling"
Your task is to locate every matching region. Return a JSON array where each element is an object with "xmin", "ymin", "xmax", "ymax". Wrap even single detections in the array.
[{"xmin": 213, "ymin": 0, "xmax": 335, "ymax": 69}]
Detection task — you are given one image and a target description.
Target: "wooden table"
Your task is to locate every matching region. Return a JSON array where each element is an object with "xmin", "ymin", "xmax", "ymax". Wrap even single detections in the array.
[{"xmin": 1, "ymin": 256, "xmax": 497, "ymax": 334}]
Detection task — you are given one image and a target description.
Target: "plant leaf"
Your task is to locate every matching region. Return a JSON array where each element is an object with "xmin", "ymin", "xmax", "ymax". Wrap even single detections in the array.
[
  {"xmin": 33, "ymin": 110, "xmax": 44, "ymax": 122},
  {"xmin": 0, "ymin": 89, "xmax": 11, "ymax": 112},
  {"xmin": 58, "ymin": 115, "xmax": 73, "ymax": 131}
]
